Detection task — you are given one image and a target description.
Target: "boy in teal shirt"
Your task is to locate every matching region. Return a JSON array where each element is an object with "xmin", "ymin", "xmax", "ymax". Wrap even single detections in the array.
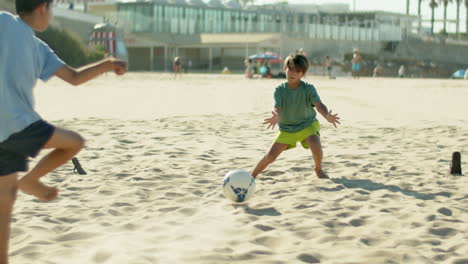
[
  {"xmin": 0, "ymin": 0, "xmax": 127, "ymax": 263},
  {"xmin": 252, "ymin": 53, "xmax": 340, "ymax": 179}
]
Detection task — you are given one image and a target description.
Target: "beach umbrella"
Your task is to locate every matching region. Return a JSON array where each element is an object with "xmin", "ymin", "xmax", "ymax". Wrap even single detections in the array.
[
  {"xmin": 248, "ymin": 52, "xmax": 282, "ymax": 63},
  {"xmin": 451, "ymin": 69, "xmax": 465, "ymax": 79}
]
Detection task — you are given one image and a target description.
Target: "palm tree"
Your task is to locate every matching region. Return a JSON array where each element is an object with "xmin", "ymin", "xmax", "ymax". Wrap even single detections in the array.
[
  {"xmin": 429, "ymin": 0, "xmax": 438, "ymax": 34},
  {"xmin": 455, "ymin": 0, "xmax": 462, "ymax": 37},
  {"xmin": 418, "ymin": 0, "xmax": 425, "ymax": 32},
  {"xmin": 439, "ymin": 0, "xmax": 453, "ymax": 33},
  {"xmin": 239, "ymin": 0, "xmax": 255, "ymax": 8},
  {"xmin": 465, "ymin": 0, "xmax": 468, "ymax": 33},
  {"xmin": 418, "ymin": 0, "xmax": 425, "ymax": 16}
]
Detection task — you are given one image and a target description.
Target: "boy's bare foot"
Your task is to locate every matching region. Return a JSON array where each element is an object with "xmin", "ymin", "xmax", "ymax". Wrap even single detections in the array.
[
  {"xmin": 314, "ymin": 168, "xmax": 330, "ymax": 179},
  {"xmin": 18, "ymin": 178, "xmax": 58, "ymax": 201}
]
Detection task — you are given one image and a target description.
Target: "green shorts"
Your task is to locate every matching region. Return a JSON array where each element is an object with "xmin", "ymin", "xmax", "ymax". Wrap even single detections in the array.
[{"xmin": 275, "ymin": 121, "xmax": 320, "ymax": 149}]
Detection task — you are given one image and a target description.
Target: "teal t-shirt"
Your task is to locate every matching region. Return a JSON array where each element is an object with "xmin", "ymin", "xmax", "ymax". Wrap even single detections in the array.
[{"xmin": 274, "ymin": 81, "xmax": 321, "ymax": 133}]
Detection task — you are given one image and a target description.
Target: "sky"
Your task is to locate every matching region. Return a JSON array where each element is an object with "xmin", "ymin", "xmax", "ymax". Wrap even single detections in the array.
[{"xmin": 258, "ymin": 0, "xmax": 467, "ymax": 33}]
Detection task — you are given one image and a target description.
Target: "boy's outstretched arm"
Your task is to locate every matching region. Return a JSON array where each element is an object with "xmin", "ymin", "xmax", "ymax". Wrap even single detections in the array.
[
  {"xmin": 263, "ymin": 107, "xmax": 280, "ymax": 129},
  {"xmin": 55, "ymin": 57, "xmax": 127, "ymax": 86},
  {"xmin": 314, "ymin": 101, "xmax": 340, "ymax": 128}
]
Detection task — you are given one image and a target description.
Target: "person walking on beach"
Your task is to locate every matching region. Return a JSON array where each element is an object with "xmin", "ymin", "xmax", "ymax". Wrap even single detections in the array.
[
  {"xmin": 325, "ymin": 56, "xmax": 334, "ymax": 79},
  {"xmin": 373, "ymin": 64, "xmax": 383, "ymax": 77},
  {"xmin": 245, "ymin": 59, "xmax": 254, "ymax": 79},
  {"xmin": 173, "ymin": 56, "xmax": 182, "ymax": 78},
  {"xmin": 398, "ymin": 65, "xmax": 406, "ymax": 78},
  {"xmin": 0, "ymin": 2, "xmax": 127, "ymax": 263},
  {"xmin": 351, "ymin": 49, "xmax": 363, "ymax": 79},
  {"xmin": 251, "ymin": 53, "xmax": 340, "ymax": 180}
]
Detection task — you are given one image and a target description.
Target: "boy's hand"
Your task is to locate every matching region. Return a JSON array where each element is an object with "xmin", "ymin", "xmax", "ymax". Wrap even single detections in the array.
[
  {"xmin": 326, "ymin": 110, "xmax": 340, "ymax": 128},
  {"xmin": 109, "ymin": 58, "xmax": 127, "ymax": 75},
  {"xmin": 263, "ymin": 111, "xmax": 279, "ymax": 129}
]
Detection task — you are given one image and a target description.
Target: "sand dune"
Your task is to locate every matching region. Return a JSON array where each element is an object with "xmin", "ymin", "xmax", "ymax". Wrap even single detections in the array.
[{"xmin": 10, "ymin": 74, "xmax": 468, "ymax": 264}]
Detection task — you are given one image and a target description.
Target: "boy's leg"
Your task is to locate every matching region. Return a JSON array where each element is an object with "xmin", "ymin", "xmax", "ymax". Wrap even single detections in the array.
[
  {"xmin": 0, "ymin": 174, "xmax": 17, "ymax": 264},
  {"xmin": 305, "ymin": 135, "xmax": 329, "ymax": 179},
  {"xmin": 18, "ymin": 127, "xmax": 85, "ymax": 201},
  {"xmin": 252, "ymin": 143, "xmax": 288, "ymax": 178}
]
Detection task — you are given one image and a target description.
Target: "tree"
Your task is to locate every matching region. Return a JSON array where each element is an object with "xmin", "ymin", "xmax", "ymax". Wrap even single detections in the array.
[
  {"xmin": 429, "ymin": 0, "xmax": 438, "ymax": 34},
  {"xmin": 439, "ymin": 0, "xmax": 453, "ymax": 33},
  {"xmin": 465, "ymin": 0, "xmax": 468, "ymax": 33},
  {"xmin": 418, "ymin": 0, "xmax": 424, "ymax": 16},
  {"xmin": 36, "ymin": 27, "xmax": 105, "ymax": 67},
  {"xmin": 238, "ymin": 0, "xmax": 255, "ymax": 8},
  {"xmin": 418, "ymin": 0, "xmax": 425, "ymax": 32},
  {"xmin": 455, "ymin": 0, "xmax": 462, "ymax": 37}
]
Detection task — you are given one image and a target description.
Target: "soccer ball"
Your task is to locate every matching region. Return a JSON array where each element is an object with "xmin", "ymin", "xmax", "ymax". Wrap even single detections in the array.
[{"xmin": 223, "ymin": 169, "xmax": 256, "ymax": 202}]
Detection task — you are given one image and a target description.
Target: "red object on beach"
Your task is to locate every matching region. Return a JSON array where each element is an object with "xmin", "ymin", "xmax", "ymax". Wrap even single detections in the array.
[{"xmin": 89, "ymin": 24, "xmax": 118, "ymax": 57}]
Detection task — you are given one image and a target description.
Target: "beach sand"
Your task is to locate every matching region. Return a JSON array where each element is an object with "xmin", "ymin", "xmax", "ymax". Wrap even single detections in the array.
[{"xmin": 10, "ymin": 73, "xmax": 468, "ymax": 264}]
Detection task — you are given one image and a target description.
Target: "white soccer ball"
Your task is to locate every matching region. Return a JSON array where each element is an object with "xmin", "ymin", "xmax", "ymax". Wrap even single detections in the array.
[{"xmin": 223, "ymin": 169, "xmax": 256, "ymax": 202}]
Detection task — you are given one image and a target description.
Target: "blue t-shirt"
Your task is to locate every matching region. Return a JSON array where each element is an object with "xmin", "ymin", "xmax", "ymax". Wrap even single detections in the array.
[
  {"xmin": 274, "ymin": 81, "xmax": 321, "ymax": 133},
  {"xmin": 0, "ymin": 12, "xmax": 65, "ymax": 142}
]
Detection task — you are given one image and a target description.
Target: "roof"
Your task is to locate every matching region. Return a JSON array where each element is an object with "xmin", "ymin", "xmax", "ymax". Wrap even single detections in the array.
[{"xmin": 200, "ymin": 33, "xmax": 280, "ymax": 44}]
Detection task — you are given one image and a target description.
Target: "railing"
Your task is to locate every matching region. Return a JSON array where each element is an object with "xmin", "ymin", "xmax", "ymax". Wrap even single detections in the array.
[{"xmin": 117, "ymin": 12, "xmax": 403, "ymax": 41}]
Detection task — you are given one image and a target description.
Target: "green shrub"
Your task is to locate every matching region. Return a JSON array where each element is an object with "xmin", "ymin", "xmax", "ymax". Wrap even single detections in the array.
[{"xmin": 36, "ymin": 26, "xmax": 106, "ymax": 67}]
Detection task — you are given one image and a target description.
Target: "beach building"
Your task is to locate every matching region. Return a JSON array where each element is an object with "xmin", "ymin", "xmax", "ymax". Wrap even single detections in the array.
[{"xmin": 55, "ymin": 0, "xmax": 419, "ymax": 72}]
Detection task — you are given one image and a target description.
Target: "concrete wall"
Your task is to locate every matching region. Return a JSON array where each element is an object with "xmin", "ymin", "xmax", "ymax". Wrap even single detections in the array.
[{"xmin": 392, "ymin": 39, "xmax": 468, "ymax": 66}]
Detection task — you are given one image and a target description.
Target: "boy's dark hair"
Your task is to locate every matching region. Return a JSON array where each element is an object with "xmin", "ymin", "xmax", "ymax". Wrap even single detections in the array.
[
  {"xmin": 284, "ymin": 53, "xmax": 309, "ymax": 73},
  {"xmin": 16, "ymin": 0, "xmax": 53, "ymax": 15}
]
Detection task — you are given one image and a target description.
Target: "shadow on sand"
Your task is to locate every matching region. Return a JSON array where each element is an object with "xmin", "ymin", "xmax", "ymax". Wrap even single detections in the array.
[
  {"xmin": 233, "ymin": 204, "xmax": 282, "ymax": 216},
  {"xmin": 319, "ymin": 178, "xmax": 451, "ymax": 200}
]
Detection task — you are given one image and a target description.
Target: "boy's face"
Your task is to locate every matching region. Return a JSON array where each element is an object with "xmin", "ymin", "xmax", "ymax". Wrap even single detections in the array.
[
  {"xmin": 285, "ymin": 66, "xmax": 305, "ymax": 82},
  {"xmin": 34, "ymin": 2, "xmax": 53, "ymax": 32}
]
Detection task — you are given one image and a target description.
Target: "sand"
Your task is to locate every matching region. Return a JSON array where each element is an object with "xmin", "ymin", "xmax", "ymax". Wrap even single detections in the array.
[{"xmin": 10, "ymin": 73, "xmax": 468, "ymax": 264}]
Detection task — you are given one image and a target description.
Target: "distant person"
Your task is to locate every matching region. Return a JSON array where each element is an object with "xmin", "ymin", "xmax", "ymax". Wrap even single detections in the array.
[
  {"xmin": 173, "ymin": 56, "xmax": 182, "ymax": 78},
  {"xmin": 465, "ymin": 68, "xmax": 468, "ymax": 80},
  {"xmin": 0, "ymin": 3, "xmax": 127, "ymax": 264},
  {"xmin": 251, "ymin": 53, "xmax": 340, "ymax": 180},
  {"xmin": 222, "ymin": 67, "xmax": 231, "ymax": 74},
  {"xmin": 351, "ymin": 48, "xmax": 363, "ymax": 79},
  {"xmin": 373, "ymin": 64, "xmax": 383, "ymax": 77},
  {"xmin": 325, "ymin": 56, "xmax": 334, "ymax": 79},
  {"xmin": 245, "ymin": 59, "xmax": 253, "ymax": 79},
  {"xmin": 259, "ymin": 60, "xmax": 269, "ymax": 78},
  {"xmin": 185, "ymin": 60, "xmax": 192, "ymax": 73},
  {"xmin": 398, "ymin": 65, "xmax": 406, "ymax": 78}
]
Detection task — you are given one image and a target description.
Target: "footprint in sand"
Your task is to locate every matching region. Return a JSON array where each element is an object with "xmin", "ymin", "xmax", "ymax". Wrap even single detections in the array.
[
  {"xmin": 349, "ymin": 218, "xmax": 366, "ymax": 227},
  {"xmin": 453, "ymin": 259, "xmax": 468, "ymax": 264},
  {"xmin": 55, "ymin": 232, "xmax": 98, "ymax": 242},
  {"xmin": 297, "ymin": 253, "xmax": 320, "ymax": 263},
  {"xmin": 429, "ymin": 227, "xmax": 458, "ymax": 238},
  {"xmin": 437, "ymin": 207, "xmax": 453, "ymax": 216},
  {"xmin": 93, "ymin": 251, "xmax": 112, "ymax": 263},
  {"xmin": 264, "ymin": 170, "xmax": 284, "ymax": 176},
  {"xmin": 254, "ymin": 224, "xmax": 275, "ymax": 232}
]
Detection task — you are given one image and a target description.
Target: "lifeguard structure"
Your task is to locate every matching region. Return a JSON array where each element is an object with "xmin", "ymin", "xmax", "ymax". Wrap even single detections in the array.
[{"xmin": 89, "ymin": 23, "xmax": 128, "ymax": 62}]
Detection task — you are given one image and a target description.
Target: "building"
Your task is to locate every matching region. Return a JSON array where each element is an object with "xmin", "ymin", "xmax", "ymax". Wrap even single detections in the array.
[{"xmin": 82, "ymin": 0, "xmax": 419, "ymax": 72}]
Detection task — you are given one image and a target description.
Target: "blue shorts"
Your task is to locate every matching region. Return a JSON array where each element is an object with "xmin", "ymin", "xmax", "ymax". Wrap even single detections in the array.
[
  {"xmin": 352, "ymin": 63, "xmax": 361, "ymax": 71},
  {"xmin": 0, "ymin": 120, "xmax": 55, "ymax": 176}
]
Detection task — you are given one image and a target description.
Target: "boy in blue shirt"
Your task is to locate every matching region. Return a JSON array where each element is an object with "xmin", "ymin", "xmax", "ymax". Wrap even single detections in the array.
[
  {"xmin": 0, "ymin": 0, "xmax": 127, "ymax": 262},
  {"xmin": 252, "ymin": 53, "xmax": 340, "ymax": 180}
]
